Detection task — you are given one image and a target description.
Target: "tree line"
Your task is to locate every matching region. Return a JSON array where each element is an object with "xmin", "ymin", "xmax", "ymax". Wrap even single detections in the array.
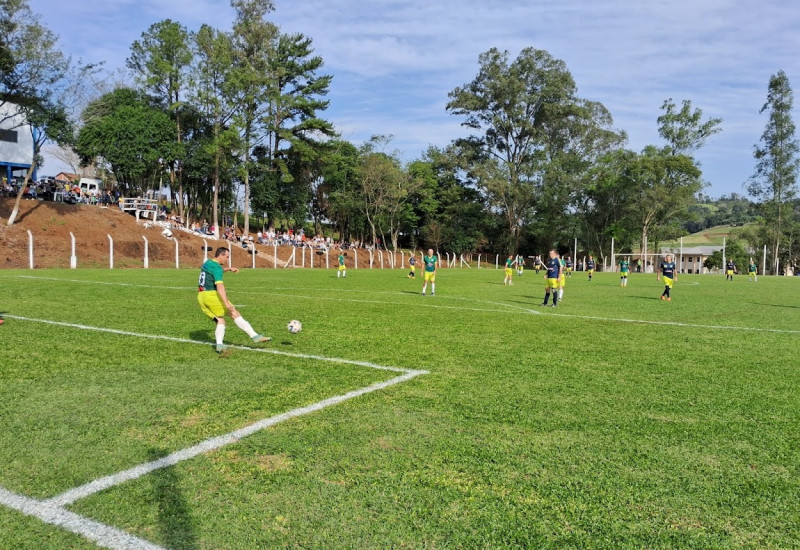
[{"xmin": 2, "ymin": 0, "xmax": 798, "ymax": 272}]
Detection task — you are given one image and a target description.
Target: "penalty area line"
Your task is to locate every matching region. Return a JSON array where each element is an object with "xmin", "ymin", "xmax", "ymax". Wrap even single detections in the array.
[
  {"xmin": 44, "ymin": 369, "xmax": 425, "ymax": 508},
  {"xmin": 4, "ymin": 315, "xmax": 424, "ymax": 374},
  {"xmin": 0, "ymin": 486, "xmax": 165, "ymax": 550}
]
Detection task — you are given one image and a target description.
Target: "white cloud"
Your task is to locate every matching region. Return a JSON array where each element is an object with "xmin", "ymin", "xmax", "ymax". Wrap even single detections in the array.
[{"xmin": 28, "ymin": 0, "xmax": 800, "ymax": 196}]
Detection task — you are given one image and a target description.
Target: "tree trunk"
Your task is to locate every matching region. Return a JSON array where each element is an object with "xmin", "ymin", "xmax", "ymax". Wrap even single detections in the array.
[{"xmin": 6, "ymin": 164, "xmax": 36, "ymax": 226}]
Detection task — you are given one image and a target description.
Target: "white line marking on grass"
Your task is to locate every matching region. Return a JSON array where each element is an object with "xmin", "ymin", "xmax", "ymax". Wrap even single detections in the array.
[
  {"xmin": 4, "ymin": 315, "xmax": 425, "ymax": 374},
  {"xmin": 44, "ymin": 370, "xmax": 424, "ymax": 508},
  {"xmin": 0, "ymin": 487, "xmax": 165, "ymax": 550}
]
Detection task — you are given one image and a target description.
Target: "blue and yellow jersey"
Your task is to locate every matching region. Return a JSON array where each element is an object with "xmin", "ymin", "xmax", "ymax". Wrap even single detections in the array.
[{"xmin": 660, "ymin": 261, "xmax": 676, "ymax": 279}]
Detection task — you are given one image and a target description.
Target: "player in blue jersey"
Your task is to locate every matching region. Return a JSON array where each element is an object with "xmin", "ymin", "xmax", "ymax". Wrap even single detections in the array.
[
  {"xmin": 658, "ymin": 254, "xmax": 677, "ymax": 301},
  {"xmin": 586, "ymin": 255, "xmax": 596, "ymax": 281},
  {"xmin": 198, "ymin": 247, "xmax": 271, "ymax": 354},
  {"xmin": 540, "ymin": 249, "xmax": 561, "ymax": 307},
  {"xmin": 725, "ymin": 259, "xmax": 736, "ymax": 281}
]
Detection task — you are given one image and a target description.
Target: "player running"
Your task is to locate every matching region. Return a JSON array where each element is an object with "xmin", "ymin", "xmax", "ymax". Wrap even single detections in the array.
[
  {"xmin": 540, "ymin": 249, "xmax": 561, "ymax": 307},
  {"xmin": 198, "ymin": 247, "xmax": 271, "ymax": 354},
  {"xmin": 748, "ymin": 258, "xmax": 758, "ymax": 282},
  {"xmin": 422, "ymin": 248, "xmax": 438, "ymax": 296},
  {"xmin": 658, "ymin": 254, "xmax": 677, "ymax": 301},
  {"xmin": 586, "ymin": 255, "xmax": 595, "ymax": 281},
  {"xmin": 408, "ymin": 254, "xmax": 416, "ymax": 278},
  {"xmin": 619, "ymin": 257, "xmax": 630, "ymax": 287}
]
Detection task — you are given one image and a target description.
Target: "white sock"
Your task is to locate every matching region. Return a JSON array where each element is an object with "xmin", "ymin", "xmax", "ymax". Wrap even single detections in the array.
[
  {"xmin": 234, "ymin": 316, "xmax": 258, "ymax": 338},
  {"xmin": 215, "ymin": 323, "xmax": 226, "ymax": 345},
  {"xmin": 431, "ymin": 283, "xmax": 435, "ymax": 294}
]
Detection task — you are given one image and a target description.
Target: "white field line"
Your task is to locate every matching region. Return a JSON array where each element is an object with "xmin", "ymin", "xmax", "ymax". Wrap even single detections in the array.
[
  {"xmin": 3, "ymin": 315, "xmax": 425, "ymax": 374},
  {"xmin": 45, "ymin": 369, "xmax": 424, "ymax": 507},
  {"xmin": 3, "ymin": 315, "xmax": 428, "ymax": 548},
  {"xmin": 0, "ymin": 487, "xmax": 165, "ymax": 550},
  {"xmin": 14, "ymin": 275, "xmax": 541, "ymax": 316}
]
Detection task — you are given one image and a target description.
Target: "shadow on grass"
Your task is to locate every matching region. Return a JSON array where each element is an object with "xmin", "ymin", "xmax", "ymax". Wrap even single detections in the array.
[
  {"xmin": 748, "ymin": 302, "xmax": 800, "ymax": 309},
  {"xmin": 147, "ymin": 449, "xmax": 199, "ymax": 550}
]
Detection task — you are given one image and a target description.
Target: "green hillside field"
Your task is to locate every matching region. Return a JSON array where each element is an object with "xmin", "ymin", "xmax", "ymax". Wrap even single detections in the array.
[{"xmin": 1, "ymin": 267, "xmax": 797, "ymax": 549}]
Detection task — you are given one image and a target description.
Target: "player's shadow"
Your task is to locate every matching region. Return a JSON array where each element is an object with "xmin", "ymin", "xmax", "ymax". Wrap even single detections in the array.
[
  {"xmin": 624, "ymin": 295, "xmax": 662, "ymax": 301},
  {"xmin": 749, "ymin": 302, "xmax": 800, "ymax": 309},
  {"xmin": 189, "ymin": 330, "xmax": 214, "ymax": 345},
  {"xmin": 147, "ymin": 448, "xmax": 199, "ymax": 550}
]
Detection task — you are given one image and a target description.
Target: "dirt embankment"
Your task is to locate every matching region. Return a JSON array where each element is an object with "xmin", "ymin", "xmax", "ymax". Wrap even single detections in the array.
[{"xmin": 0, "ymin": 198, "xmax": 397, "ymax": 270}]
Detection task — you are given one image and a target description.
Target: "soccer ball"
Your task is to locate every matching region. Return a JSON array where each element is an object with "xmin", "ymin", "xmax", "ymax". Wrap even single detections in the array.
[{"xmin": 287, "ymin": 319, "xmax": 302, "ymax": 334}]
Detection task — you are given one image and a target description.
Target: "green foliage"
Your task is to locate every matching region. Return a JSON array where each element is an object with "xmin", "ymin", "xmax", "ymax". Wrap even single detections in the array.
[{"xmin": 75, "ymin": 89, "xmax": 176, "ymax": 195}]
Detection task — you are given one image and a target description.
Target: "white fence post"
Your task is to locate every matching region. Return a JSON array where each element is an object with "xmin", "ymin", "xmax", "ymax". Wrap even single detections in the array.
[
  {"xmin": 175, "ymin": 238, "xmax": 180, "ymax": 269},
  {"xmin": 203, "ymin": 239, "xmax": 209, "ymax": 262},
  {"xmin": 107, "ymin": 234, "xmax": 114, "ymax": 269},
  {"xmin": 70, "ymin": 232, "xmax": 77, "ymax": 269},
  {"xmin": 477, "ymin": 254, "xmax": 481, "ymax": 269},
  {"xmin": 325, "ymin": 248, "xmax": 330, "ymax": 269},
  {"xmin": 302, "ymin": 246, "xmax": 306, "ymax": 268},
  {"xmin": 401, "ymin": 251, "xmax": 405, "ymax": 269},
  {"xmin": 379, "ymin": 250, "xmax": 384, "ymax": 269},
  {"xmin": 142, "ymin": 236, "xmax": 149, "ymax": 269},
  {"xmin": 495, "ymin": 254, "xmax": 499, "ymax": 269},
  {"xmin": 27, "ymin": 229, "xmax": 34, "ymax": 269},
  {"xmin": 354, "ymin": 249, "xmax": 358, "ymax": 269},
  {"xmin": 251, "ymin": 243, "xmax": 256, "ymax": 269},
  {"xmin": 273, "ymin": 242, "xmax": 278, "ymax": 269},
  {"xmin": 227, "ymin": 242, "xmax": 232, "ymax": 268},
  {"xmin": 369, "ymin": 250, "xmax": 374, "ymax": 269}
]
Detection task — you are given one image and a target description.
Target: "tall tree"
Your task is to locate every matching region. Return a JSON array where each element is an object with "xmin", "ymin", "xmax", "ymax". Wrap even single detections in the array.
[
  {"xmin": 1, "ymin": 0, "xmax": 74, "ymax": 226},
  {"xmin": 230, "ymin": 0, "xmax": 278, "ymax": 238},
  {"xmin": 447, "ymin": 47, "xmax": 605, "ymax": 253},
  {"xmin": 657, "ymin": 98, "xmax": 722, "ymax": 157},
  {"xmin": 192, "ymin": 24, "xmax": 239, "ymax": 238},
  {"xmin": 746, "ymin": 70, "xmax": 800, "ymax": 273},
  {"xmin": 127, "ymin": 19, "xmax": 193, "ymax": 220}
]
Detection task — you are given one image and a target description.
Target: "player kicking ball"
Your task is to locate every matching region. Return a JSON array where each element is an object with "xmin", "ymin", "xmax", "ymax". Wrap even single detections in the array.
[{"xmin": 198, "ymin": 247, "xmax": 271, "ymax": 354}]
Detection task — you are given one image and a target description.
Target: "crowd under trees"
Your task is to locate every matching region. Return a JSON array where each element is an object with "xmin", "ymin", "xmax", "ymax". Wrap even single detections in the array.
[{"xmin": 2, "ymin": 0, "xmax": 799, "ymax": 272}]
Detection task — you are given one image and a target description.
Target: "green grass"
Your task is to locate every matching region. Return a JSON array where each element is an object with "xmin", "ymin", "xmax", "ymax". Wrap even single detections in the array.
[{"xmin": 1, "ymin": 267, "xmax": 798, "ymax": 549}]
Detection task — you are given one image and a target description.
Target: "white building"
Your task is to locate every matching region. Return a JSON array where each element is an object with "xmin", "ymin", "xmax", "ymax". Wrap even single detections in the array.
[{"xmin": 0, "ymin": 102, "xmax": 35, "ymax": 184}]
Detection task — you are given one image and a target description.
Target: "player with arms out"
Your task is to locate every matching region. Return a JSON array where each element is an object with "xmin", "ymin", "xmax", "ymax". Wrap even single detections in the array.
[
  {"xmin": 422, "ymin": 248, "xmax": 438, "ymax": 296},
  {"xmin": 586, "ymin": 255, "xmax": 596, "ymax": 281},
  {"xmin": 540, "ymin": 249, "xmax": 561, "ymax": 307},
  {"xmin": 198, "ymin": 247, "xmax": 271, "ymax": 354},
  {"xmin": 619, "ymin": 257, "xmax": 630, "ymax": 287},
  {"xmin": 748, "ymin": 258, "xmax": 758, "ymax": 282},
  {"xmin": 658, "ymin": 254, "xmax": 677, "ymax": 301}
]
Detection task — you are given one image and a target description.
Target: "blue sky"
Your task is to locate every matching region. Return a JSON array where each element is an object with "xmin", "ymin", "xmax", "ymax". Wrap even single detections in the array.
[{"xmin": 30, "ymin": 0, "xmax": 800, "ymax": 198}]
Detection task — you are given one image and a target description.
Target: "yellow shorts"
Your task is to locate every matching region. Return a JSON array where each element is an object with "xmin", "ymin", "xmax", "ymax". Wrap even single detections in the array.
[
  {"xmin": 748, "ymin": 271, "xmax": 756, "ymax": 276},
  {"xmin": 588, "ymin": 269, "xmax": 594, "ymax": 274},
  {"xmin": 424, "ymin": 271, "xmax": 436, "ymax": 283},
  {"xmin": 504, "ymin": 267, "xmax": 513, "ymax": 277},
  {"xmin": 546, "ymin": 277, "xmax": 559, "ymax": 289},
  {"xmin": 198, "ymin": 290, "xmax": 224, "ymax": 319},
  {"xmin": 663, "ymin": 276, "xmax": 673, "ymax": 288},
  {"xmin": 339, "ymin": 264, "xmax": 346, "ymax": 271},
  {"xmin": 726, "ymin": 270, "xmax": 733, "ymax": 276},
  {"xmin": 409, "ymin": 265, "xmax": 416, "ymax": 272},
  {"xmin": 559, "ymin": 275, "xmax": 566, "ymax": 286}
]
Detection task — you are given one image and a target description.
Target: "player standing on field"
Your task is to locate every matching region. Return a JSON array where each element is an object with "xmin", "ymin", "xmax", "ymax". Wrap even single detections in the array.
[
  {"xmin": 619, "ymin": 257, "xmax": 630, "ymax": 287},
  {"xmin": 197, "ymin": 247, "xmax": 271, "ymax": 354},
  {"xmin": 541, "ymin": 249, "xmax": 561, "ymax": 307},
  {"xmin": 422, "ymin": 248, "xmax": 438, "ymax": 296},
  {"xmin": 516, "ymin": 254, "xmax": 525, "ymax": 276},
  {"xmin": 338, "ymin": 252, "xmax": 347, "ymax": 278},
  {"xmin": 658, "ymin": 254, "xmax": 677, "ymax": 301},
  {"xmin": 586, "ymin": 255, "xmax": 595, "ymax": 281},
  {"xmin": 503, "ymin": 254, "xmax": 515, "ymax": 285},
  {"xmin": 748, "ymin": 258, "xmax": 758, "ymax": 282},
  {"xmin": 725, "ymin": 259, "xmax": 736, "ymax": 281},
  {"xmin": 408, "ymin": 254, "xmax": 416, "ymax": 278}
]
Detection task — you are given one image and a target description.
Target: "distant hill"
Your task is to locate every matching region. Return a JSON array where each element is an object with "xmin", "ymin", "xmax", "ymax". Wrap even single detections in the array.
[{"xmin": 661, "ymin": 223, "xmax": 755, "ymax": 248}]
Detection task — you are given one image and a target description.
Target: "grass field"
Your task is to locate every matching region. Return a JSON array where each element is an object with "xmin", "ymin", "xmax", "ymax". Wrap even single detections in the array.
[{"xmin": 1, "ymin": 266, "xmax": 798, "ymax": 549}]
